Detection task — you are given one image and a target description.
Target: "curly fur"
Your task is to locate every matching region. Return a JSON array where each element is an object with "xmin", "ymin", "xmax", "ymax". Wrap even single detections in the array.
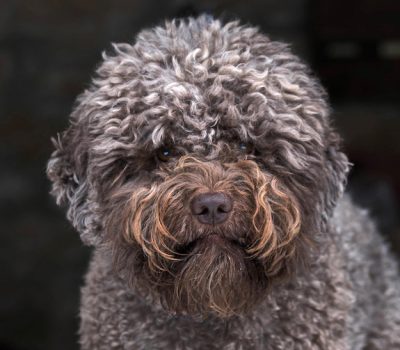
[{"xmin": 47, "ymin": 15, "xmax": 400, "ymax": 349}]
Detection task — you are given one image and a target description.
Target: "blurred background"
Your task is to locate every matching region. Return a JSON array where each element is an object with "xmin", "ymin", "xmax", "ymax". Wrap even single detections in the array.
[{"xmin": 1, "ymin": 0, "xmax": 399, "ymax": 349}]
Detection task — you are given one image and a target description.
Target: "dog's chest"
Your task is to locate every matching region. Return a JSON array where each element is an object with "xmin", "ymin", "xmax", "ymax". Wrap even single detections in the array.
[
  {"xmin": 115, "ymin": 295, "xmax": 269, "ymax": 349},
  {"xmin": 80, "ymin": 232, "xmax": 356, "ymax": 350}
]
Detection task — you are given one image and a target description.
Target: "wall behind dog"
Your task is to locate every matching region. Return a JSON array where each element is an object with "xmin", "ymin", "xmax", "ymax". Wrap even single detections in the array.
[{"xmin": 1, "ymin": 0, "xmax": 399, "ymax": 349}]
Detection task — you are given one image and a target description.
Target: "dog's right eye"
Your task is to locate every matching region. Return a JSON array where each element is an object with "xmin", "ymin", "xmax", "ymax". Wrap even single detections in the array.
[{"xmin": 157, "ymin": 147, "xmax": 174, "ymax": 162}]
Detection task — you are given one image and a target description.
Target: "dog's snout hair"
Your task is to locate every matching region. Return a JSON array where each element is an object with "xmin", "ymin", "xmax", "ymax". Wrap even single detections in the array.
[{"xmin": 104, "ymin": 156, "xmax": 303, "ymax": 316}]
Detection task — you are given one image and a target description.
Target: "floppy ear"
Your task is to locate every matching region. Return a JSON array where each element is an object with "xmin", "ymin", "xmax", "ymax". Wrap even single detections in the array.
[
  {"xmin": 47, "ymin": 111, "xmax": 100, "ymax": 246},
  {"xmin": 321, "ymin": 126, "xmax": 350, "ymax": 217},
  {"xmin": 47, "ymin": 126, "xmax": 85, "ymax": 206}
]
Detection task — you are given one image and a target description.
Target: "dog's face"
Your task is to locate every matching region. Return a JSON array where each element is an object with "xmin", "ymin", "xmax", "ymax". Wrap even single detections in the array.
[{"xmin": 47, "ymin": 17, "xmax": 349, "ymax": 317}]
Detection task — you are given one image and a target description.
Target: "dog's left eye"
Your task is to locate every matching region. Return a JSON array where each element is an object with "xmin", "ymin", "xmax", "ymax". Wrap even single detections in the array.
[{"xmin": 238, "ymin": 143, "xmax": 254, "ymax": 154}]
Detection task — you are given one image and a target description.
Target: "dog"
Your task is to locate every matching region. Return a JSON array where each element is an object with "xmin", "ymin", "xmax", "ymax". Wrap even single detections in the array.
[{"xmin": 47, "ymin": 15, "xmax": 400, "ymax": 349}]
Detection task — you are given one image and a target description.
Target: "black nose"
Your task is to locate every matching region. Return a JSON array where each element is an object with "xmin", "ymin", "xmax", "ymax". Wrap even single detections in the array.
[{"xmin": 190, "ymin": 192, "xmax": 233, "ymax": 225}]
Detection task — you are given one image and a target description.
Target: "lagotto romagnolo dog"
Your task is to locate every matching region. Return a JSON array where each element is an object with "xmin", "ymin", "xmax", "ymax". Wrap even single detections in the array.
[{"xmin": 47, "ymin": 16, "xmax": 400, "ymax": 349}]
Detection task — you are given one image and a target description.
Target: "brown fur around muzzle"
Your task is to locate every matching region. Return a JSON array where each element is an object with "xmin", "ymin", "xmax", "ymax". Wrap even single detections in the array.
[{"xmin": 105, "ymin": 156, "xmax": 304, "ymax": 317}]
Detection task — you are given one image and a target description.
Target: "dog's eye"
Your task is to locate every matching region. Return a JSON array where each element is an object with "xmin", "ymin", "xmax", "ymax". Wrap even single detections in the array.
[
  {"xmin": 238, "ymin": 143, "xmax": 254, "ymax": 154},
  {"xmin": 157, "ymin": 147, "xmax": 174, "ymax": 162}
]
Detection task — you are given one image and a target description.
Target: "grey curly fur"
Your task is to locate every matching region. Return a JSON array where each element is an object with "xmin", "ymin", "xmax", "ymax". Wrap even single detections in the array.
[{"xmin": 47, "ymin": 16, "xmax": 400, "ymax": 349}]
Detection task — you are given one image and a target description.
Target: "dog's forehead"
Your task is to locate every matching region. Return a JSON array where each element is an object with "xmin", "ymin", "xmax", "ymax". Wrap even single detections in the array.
[
  {"xmin": 125, "ymin": 50, "xmax": 273, "ymax": 148},
  {"xmin": 89, "ymin": 17, "xmax": 327, "ymax": 156}
]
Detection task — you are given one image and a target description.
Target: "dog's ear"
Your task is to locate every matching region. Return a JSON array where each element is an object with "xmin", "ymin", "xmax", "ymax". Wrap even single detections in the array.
[
  {"xmin": 47, "ymin": 108, "xmax": 99, "ymax": 245},
  {"xmin": 321, "ymin": 126, "xmax": 350, "ymax": 217},
  {"xmin": 47, "ymin": 124, "xmax": 87, "ymax": 206}
]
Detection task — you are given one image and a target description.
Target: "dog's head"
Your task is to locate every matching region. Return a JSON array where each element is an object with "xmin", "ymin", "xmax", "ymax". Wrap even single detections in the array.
[{"xmin": 47, "ymin": 16, "xmax": 349, "ymax": 317}]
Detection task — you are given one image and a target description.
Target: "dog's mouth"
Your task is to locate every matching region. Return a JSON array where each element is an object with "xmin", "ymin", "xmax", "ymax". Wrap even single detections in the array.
[{"xmin": 176, "ymin": 233, "xmax": 248, "ymax": 257}]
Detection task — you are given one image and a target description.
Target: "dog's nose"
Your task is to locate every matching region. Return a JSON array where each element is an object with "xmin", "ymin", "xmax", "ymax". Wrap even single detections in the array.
[{"xmin": 190, "ymin": 192, "xmax": 233, "ymax": 225}]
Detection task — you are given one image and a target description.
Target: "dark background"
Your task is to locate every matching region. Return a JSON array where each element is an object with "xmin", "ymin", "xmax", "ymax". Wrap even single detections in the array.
[{"xmin": 1, "ymin": 1, "xmax": 399, "ymax": 349}]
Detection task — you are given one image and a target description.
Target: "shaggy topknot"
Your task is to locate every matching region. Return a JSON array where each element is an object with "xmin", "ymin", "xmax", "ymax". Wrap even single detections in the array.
[{"xmin": 48, "ymin": 15, "xmax": 400, "ymax": 349}]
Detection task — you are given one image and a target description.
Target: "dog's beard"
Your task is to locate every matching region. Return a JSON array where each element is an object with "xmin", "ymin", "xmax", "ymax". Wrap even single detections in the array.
[
  {"xmin": 167, "ymin": 234, "xmax": 268, "ymax": 316},
  {"xmin": 106, "ymin": 157, "xmax": 305, "ymax": 317}
]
